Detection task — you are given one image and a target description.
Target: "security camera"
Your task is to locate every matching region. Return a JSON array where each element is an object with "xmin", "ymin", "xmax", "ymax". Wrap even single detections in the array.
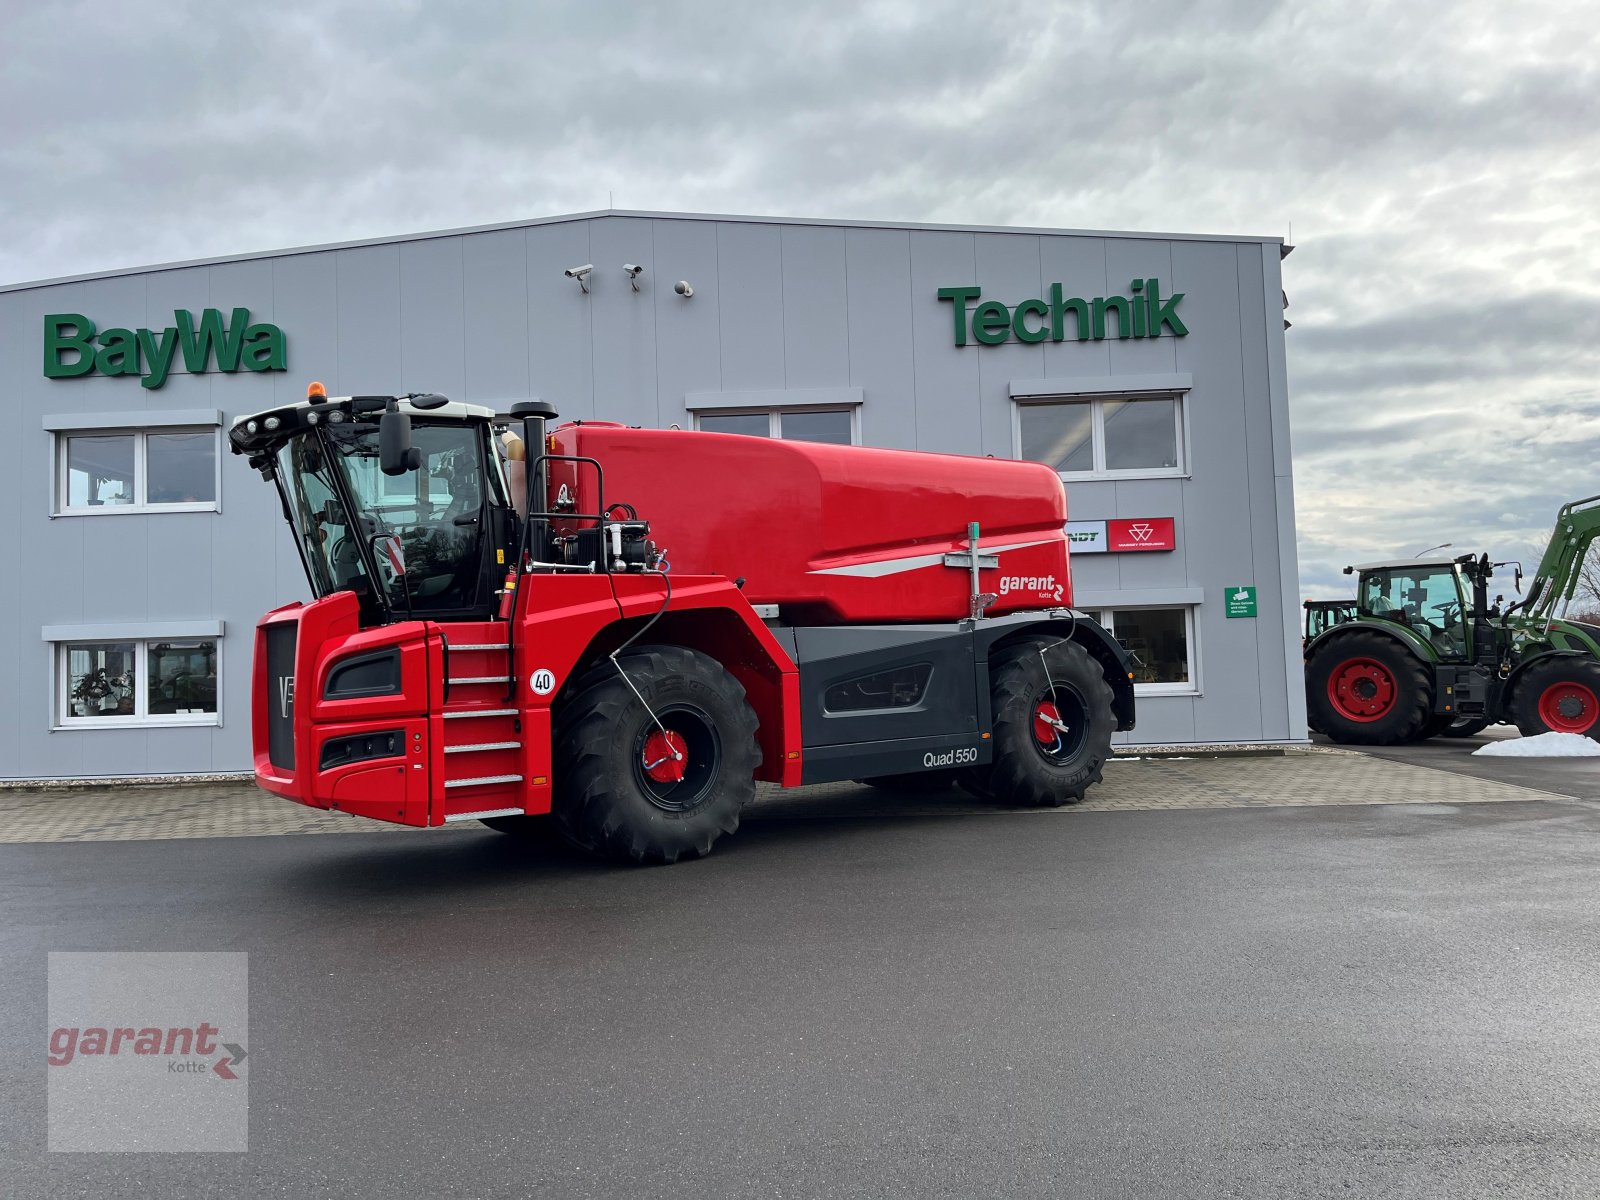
[
  {"xmin": 674, "ymin": 280, "xmax": 694, "ymax": 298},
  {"xmin": 563, "ymin": 264, "xmax": 593, "ymax": 279},
  {"xmin": 623, "ymin": 263, "xmax": 643, "ymax": 292}
]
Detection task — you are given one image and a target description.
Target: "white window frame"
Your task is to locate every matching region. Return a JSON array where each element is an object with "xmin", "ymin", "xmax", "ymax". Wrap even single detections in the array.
[
  {"xmin": 692, "ymin": 405, "xmax": 861, "ymax": 444},
  {"xmin": 53, "ymin": 636, "xmax": 222, "ymax": 730},
  {"xmin": 1093, "ymin": 605, "xmax": 1199, "ymax": 696},
  {"xmin": 1013, "ymin": 393, "xmax": 1188, "ymax": 481},
  {"xmin": 53, "ymin": 426, "xmax": 223, "ymax": 516}
]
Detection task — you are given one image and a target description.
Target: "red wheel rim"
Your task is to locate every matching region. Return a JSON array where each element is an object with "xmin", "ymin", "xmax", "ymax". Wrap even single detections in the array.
[
  {"xmin": 641, "ymin": 729, "xmax": 689, "ymax": 783},
  {"xmin": 1537, "ymin": 682, "xmax": 1598, "ymax": 733},
  {"xmin": 1327, "ymin": 657, "xmax": 1396, "ymax": 722},
  {"xmin": 1034, "ymin": 701, "xmax": 1062, "ymax": 745}
]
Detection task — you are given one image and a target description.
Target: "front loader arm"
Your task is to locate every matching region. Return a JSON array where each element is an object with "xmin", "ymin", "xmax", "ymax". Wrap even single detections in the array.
[{"xmin": 1527, "ymin": 494, "xmax": 1600, "ymax": 623}]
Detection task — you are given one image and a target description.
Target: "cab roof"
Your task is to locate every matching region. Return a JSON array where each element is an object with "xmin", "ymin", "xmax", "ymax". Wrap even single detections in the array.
[{"xmin": 1346, "ymin": 557, "xmax": 1463, "ymax": 573}]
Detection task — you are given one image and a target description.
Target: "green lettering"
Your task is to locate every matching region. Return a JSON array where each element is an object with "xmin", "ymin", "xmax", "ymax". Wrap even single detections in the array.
[
  {"xmin": 1092, "ymin": 296, "xmax": 1133, "ymax": 340},
  {"xmin": 241, "ymin": 322, "xmax": 286, "ymax": 371},
  {"xmin": 937, "ymin": 286, "xmax": 982, "ymax": 347},
  {"xmin": 972, "ymin": 300, "xmax": 1011, "ymax": 346},
  {"xmin": 1130, "ymin": 280, "xmax": 1147, "ymax": 337},
  {"xmin": 1012, "ymin": 298, "xmax": 1049, "ymax": 344},
  {"xmin": 1049, "ymin": 284, "xmax": 1088, "ymax": 341},
  {"xmin": 43, "ymin": 314, "xmax": 96, "ymax": 378},
  {"xmin": 138, "ymin": 326, "xmax": 179, "ymax": 390},
  {"xmin": 177, "ymin": 307, "xmax": 247, "ymax": 374},
  {"xmin": 1146, "ymin": 279, "xmax": 1187, "ymax": 336},
  {"xmin": 94, "ymin": 328, "xmax": 140, "ymax": 376}
]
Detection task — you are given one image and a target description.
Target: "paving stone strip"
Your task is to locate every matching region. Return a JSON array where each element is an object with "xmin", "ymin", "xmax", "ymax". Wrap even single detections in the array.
[{"xmin": 0, "ymin": 749, "xmax": 1562, "ymax": 844}]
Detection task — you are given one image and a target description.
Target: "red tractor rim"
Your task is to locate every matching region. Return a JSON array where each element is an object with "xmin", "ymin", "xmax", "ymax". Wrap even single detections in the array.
[
  {"xmin": 1327, "ymin": 657, "xmax": 1397, "ymax": 723},
  {"xmin": 1034, "ymin": 701, "xmax": 1062, "ymax": 746},
  {"xmin": 641, "ymin": 729, "xmax": 689, "ymax": 783},
  {"xmin": 1537, "ymin": 682, "xmax": 1598, "ymax": 734}
]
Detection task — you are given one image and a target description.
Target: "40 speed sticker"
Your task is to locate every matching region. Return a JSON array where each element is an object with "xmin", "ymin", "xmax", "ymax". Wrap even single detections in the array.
[
  {"xmin": 923, "ymin": 747, "xmax": 979, "ymax": 768},
  {"xmin": 529, "ymin": 668, "xmax": 557, "ymax": 696}
]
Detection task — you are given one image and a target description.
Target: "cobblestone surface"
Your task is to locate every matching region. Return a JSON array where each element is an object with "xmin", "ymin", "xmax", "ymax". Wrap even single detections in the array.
[{"xmin": 0, "ymin": 748, "xmax": 1561, "ymax": 843}]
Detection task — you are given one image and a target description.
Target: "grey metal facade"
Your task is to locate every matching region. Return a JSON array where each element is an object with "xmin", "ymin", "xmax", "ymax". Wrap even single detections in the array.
[{"xmin": 0, "ymin": 210, "xmax": 1305, "ymax": 781}]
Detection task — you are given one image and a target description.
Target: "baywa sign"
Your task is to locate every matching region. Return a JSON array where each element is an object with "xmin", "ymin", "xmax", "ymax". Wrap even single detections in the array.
[
  {"xmin": 44, "ymin": 309, "xmax": 287, "ymax": 390},
  {"xmin": 938, "ymin": 279, "xmax": 1186, "ymax": 347}
]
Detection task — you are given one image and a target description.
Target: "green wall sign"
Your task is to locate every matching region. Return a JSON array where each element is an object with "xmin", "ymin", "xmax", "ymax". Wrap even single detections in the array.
[
  {"xmin": 1226, "ymin": 586, "xmax": 1258, "ymax": 619},
  {"xmin": 938, "ymin": 280, "xmax": 1187, "ymax": 347},
  {"xmin": 44, "ymin": 308, "xmax": 287, "ymax": 391}
]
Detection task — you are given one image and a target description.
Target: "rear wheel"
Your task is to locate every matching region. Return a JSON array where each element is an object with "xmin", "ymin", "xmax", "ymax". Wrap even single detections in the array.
[
  {"xmin": 1305, "ymin": 631, "xmax": 1432, "ymax": 745},
  {"xmin": 1439, "ymin": 717, "xmax": 1493, "ymax": 738},
  {"xmin": 1511, "ymin": 658, "xmax": 1600, "ymax": 739},
  {"xmin": 552, "ymin": 646, "xmax": 762, "ymax": 864},
  {"xmin": 959, "ymin": 637, "xmax": 1114, "ymax": 807}
]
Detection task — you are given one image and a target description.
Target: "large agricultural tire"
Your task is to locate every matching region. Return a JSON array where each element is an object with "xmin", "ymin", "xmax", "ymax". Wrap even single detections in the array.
[
  {"xmin": 1510, "ymin": 658, "xmax": 1600, "ymax": 740},
  {"xmin": 855, "ymin": 771, "xmax": 959, "ymax": 793},
  {"xmin": 1439, "ymin": 717, "xmax": 1493, "ymax": 738},
  {"xmin": 551, "ymin": 646, "xmax": 762, "ymax": 865},
  {"xmin": 958, "ymin": 636, "xmax": 1115, "ymax": 807},
  {"xmin": 1305, "ymin": 631, "xmax": 1433, "ymax": 745},
  {"xmin": 1410, "ymin": 714, "xmax": 1456, "ymax": 742}
]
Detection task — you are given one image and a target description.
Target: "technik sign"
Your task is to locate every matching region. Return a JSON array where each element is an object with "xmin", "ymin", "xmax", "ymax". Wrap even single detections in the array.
[
  {"xmin": 43, "ymin": 309, "xmax": 287, "ymax": 390},
  {"xmin": 939, "ymin": 280, "xmax": 1187, "ymax": 346},
  {"xmin": 1066, "ymin": 518, "xmax": 1176, "ymax": 554}
]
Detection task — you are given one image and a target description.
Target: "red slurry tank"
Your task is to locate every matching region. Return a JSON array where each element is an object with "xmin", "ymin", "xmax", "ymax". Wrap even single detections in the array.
[{"xmin": 549, "ymin": 423, "xmax": 1073, "ymax": 624}]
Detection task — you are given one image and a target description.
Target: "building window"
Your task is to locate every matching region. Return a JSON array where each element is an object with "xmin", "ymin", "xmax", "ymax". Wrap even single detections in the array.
[
  {"xmin": 1091, "ymin": 607, "xmax": 1196, "ymax": 695},
  {"xmin": 56, "ymin": 427, "xmax": 219, "ymax": 513},
  {"xmin": 695, "ymin": 407, "xmax": 857, "ymax": 445},
  {"xmin": 1017, "ymin": 395, "xmax": 1184, "ymax": 479},
  {"xmin": 57, "ymin": 638, "xmax": 219, "ymax": 727}
]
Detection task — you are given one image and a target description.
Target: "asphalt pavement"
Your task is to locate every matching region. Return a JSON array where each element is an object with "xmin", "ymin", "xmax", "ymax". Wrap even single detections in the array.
[
  {"xmin": 5, "ymin": 794, "xmax": 1600, "ymax": 1197},
  {"xmin": 1315, "ymin": 725, "xmax": 1600, "ymax": 800}
]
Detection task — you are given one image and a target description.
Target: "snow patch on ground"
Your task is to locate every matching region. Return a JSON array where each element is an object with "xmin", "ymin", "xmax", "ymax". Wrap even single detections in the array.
[{"xmin": 1472, "ymin": 732, "xmax": 1600, "ymax": 758}]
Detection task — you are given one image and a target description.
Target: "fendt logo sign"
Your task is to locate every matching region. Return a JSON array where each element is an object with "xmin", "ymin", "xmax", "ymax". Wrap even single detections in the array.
[
  {"xmin": 938, "ymin": 280, "xmax": 1187, "ymax": 347},
  {"xmin": 1065, "ymin": 518, "xmax": 1177, "ymax": 554},
  {"xmin": 43, "ymin": 308, "xmax": 287, "ymax": 390}
]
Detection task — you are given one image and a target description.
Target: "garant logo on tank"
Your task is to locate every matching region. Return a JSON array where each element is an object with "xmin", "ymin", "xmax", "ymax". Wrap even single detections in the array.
[{"xmin": 998, "ymin": 574, "xmax": 1064, "ymax": 602}]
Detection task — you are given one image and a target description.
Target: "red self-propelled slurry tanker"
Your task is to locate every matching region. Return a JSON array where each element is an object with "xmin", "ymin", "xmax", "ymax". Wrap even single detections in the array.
[{"xmin": 230, "ymin": 387, "xmax": 1135, "ymax": 863}]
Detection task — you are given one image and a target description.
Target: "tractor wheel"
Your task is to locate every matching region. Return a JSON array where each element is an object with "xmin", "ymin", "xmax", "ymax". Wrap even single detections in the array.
[
  {"xmin": 1410, "ymin": 714, "xmax": 1456, "ymax": 742},
  {"xmin": 551, "ymin": 646, "xmax": 762, "ymax": 865},
  {"xmin": 855, "ymin": 771, "xmax": 958, "ymax": 793},
  {"xmin": 1305, "ymin": 631, "xmax": 1432, "ymax": 745},
  {"xmin": 1439, "ymin": 717, "xmax": 1493, "ymax": 738},
  {"xmin": 1511, "ymin": 658, "xmax": 1600, "ymax": 740},
  {"xmin": 958, "ymin": 636, "xmax": 1114, "ymax": 807}
]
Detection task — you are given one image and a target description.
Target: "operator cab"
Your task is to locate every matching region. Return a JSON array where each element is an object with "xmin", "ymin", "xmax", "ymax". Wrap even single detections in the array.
[
  {"xmin": 1346, "ymin": 557, "xmax": 1469, "ymax": 656},
  {"xmin": 230, "ymin": 386, "xmax": 518, "ymax": 627}
]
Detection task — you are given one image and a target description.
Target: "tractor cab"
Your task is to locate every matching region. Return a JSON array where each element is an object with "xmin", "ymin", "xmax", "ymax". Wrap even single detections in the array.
[
  {"xmin": 230, "ymin": 387, "xmax": 519, "ymax": 627},
  {"xmin": 1347, "ymin": 557, "xmax": 1470, "ymax": 657}
]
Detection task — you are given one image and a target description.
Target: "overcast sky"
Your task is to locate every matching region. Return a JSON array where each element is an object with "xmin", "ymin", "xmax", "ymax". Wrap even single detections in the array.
[{"xmin": 4, "ymin": 0, "xmax": 1596, "ymax": 601}]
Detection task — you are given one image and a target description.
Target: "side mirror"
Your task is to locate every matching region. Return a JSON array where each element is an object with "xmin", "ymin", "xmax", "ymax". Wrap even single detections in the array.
[{"xmin": 380, "ymin": 408, "xmax": 420, "ymax": 476}]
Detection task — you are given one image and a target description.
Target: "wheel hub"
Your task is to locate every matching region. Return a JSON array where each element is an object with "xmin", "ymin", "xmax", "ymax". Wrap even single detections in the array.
[
  {"xmin": 1538, "ymin": 682, "xmax": 1597, "ymax": 734},
  {"xmin": 641, "ymin": 729, "xmax": 688, "ymax": 783},
  {"xmin": 1327, "ymin": 658, "xmax": 1397, "ymax": 722},
  {"xmin": 1034, "ymin": 701, "xmax": 1065, "ymax": 745}
]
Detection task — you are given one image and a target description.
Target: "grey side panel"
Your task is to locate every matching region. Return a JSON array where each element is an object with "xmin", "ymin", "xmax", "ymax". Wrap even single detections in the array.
[{"xmin": 792, "ymin": 624, "xmax": 978, "ymax": 749}]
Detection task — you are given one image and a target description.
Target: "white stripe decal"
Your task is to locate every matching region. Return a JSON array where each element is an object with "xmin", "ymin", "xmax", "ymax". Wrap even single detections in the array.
[{"xmin": 809, "ymin": 539, "xmax": 1058, "ymax": 578}]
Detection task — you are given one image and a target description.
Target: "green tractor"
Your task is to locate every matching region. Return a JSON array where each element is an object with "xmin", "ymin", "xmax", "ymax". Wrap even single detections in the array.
[{"xmin": 1304, "ymin": 496, "xmax": 1600, "ymax": 745}]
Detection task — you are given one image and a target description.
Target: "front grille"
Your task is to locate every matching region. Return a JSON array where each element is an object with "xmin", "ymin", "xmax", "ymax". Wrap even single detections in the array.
[{"xmin": 264, "ymin": 623, "xmax": 298, "ymax": 771}]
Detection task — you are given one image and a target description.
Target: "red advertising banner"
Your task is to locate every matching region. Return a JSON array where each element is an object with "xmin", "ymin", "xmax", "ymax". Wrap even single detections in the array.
[{"xmin": 1105, "ymin": 517, "xmax": 1176, "ymax": 552}]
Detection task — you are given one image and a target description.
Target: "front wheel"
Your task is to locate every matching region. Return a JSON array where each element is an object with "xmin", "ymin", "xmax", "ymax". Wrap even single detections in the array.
[
  {"xmin": 552, "ymin": 646, "xmax": 762, "ymax": 864},
  {"xmin": 960, "ymin": 637, "xmax": 1115, "ymax": 807},
  {"xmin": 1511, "ymin": 658, "xmax": 1600, "ymax": 739}
]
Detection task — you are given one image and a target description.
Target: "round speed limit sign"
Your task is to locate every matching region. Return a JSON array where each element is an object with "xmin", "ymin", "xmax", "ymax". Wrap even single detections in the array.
[{"xmin": 530, "ymin": 668, "xmax": 557, "ymax": 696}]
